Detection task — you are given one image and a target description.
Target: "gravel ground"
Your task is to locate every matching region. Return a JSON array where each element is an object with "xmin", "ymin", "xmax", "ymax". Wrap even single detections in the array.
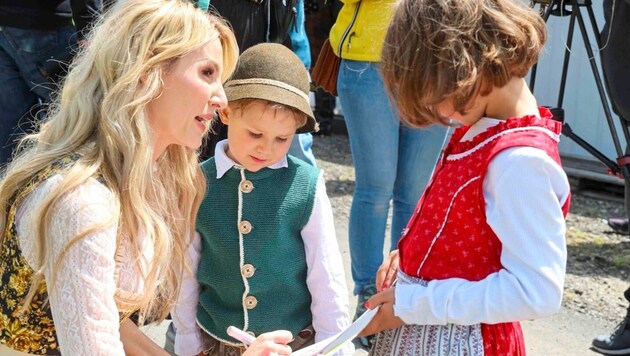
[{"xmin": 312, "ymin": 132, "xmax": 630, "ymax": 327}]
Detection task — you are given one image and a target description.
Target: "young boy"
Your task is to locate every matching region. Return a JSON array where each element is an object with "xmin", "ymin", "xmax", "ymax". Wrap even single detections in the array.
[{"xmin": 171, "ymin": 43, "xmax": 353, "ymax": 356}]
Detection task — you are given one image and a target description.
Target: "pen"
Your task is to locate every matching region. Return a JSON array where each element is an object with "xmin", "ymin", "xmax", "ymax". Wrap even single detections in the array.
[{"xmin": 226, "ymin": 326, "xmax": 256, "ymax": 346}]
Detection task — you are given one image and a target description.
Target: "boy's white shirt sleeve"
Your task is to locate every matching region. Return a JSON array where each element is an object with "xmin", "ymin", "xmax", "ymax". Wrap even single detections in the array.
[
  {"xmin": 302, "ymin": 174, "xmax": 355, "ymax": 355},
  {"xmin": 171, "ymin": 231, "xmax": 208, "ymax": 356},
  {"xmin": 16, "ymin": 175, "xmax": 125, "ymax": 355},
  {"xmin": 394, "ymin": 146, "xmax": 570, "ymax": 326}
]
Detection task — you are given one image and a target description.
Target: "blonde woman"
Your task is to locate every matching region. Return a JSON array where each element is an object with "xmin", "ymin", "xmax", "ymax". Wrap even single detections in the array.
[{"xmin": 0, "ymin": 0, "xmax": 293, "ymax": 355}]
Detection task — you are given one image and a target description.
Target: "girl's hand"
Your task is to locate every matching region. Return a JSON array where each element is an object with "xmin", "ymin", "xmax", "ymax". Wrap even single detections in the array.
[
  {"xmin": 358, "ymin": 288, "xmax": 404, "ymax": 337},
  {"xmin": 242, "ymin": 330, "xmax": 293, "ymax": 356},
  {"xmin": 376, "ymin": 250, "xmax": 399, "ymax": 292}
]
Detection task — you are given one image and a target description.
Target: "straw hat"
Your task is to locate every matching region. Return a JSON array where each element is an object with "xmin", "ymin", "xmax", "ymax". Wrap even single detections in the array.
[{"xmin": 224, "ymin": 43, "xmax": 318, "ymax": 133}]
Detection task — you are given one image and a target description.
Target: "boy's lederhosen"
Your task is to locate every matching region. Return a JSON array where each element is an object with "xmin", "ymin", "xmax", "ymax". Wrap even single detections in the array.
[
  {"xmin": 195, "ymin": 156, "xmax": 319, "ymax": 353},
  {"xmin": 372, "ymin": 108, "xmax": 570, "ymax": 356},
  {"xmin": 0, "ymin": 157, "xmax": 139, "ymax": 355}
]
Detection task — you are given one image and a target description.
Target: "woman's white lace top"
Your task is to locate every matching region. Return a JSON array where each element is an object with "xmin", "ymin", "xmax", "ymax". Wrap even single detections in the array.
[{"xmin": 15, "ymin": 174, "xmax": 152, "ymax": 355}]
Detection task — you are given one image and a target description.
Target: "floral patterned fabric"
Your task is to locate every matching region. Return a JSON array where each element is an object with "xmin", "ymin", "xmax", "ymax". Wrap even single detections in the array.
[
  {"xmin": 0, "ymin": 158, "xmax": 74, "ymax": 354},
  {"xmin": 0, "ymin": 157, "xmax": 132, "ymax": 355}
]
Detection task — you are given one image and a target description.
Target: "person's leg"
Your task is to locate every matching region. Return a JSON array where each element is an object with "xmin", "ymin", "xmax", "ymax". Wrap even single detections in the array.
[
  {"xmin": 0, "ymin": 46, "xmax": 37, "ymax": 164},
  {"xmin": 0, "ymin": 25, "xmax": 75, "ymax": 166},
  {"xmin": 0, "ymin": 37, "xmax": 38, "ymax": 166},
  {"xmin": 608, "ymin": 216, "xmax": 630, "ymax": 235},
  {"xmin": 337, "ymin": 59, "xmax": 399, "ymax": 296},
  {"xmin": 313, "ymin": 88, "xmax": 334, "ymax": 135},
  {"xmin": 289, "ymin": 133, "xmax": 316, "ymax": 166},
  {"xmin": 305, "ymin": 6, "xmax": 336, "ymax": 135},
  {"xmin": 164, "ymin": 322, "xmax": 176, "ymax": 355},
  {"xmin": 602, "ymin": 0, "xmax": 630, "ymax": 236},
  {"xmin": 391, "ymin": 124, "xmax": 448, "ymax": 248},
  {"xmin": 592, "ymin": 286, "xmax": 630, "ymax": 354},
  {"xmin": 593, "ymin": 2, "xmax": 630, "ymax": 353}
]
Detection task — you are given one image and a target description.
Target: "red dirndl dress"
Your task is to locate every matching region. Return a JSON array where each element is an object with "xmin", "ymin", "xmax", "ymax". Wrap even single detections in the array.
[{"xmin": 370, "ymin": 108, "xmax": 570, "ymax": 356}]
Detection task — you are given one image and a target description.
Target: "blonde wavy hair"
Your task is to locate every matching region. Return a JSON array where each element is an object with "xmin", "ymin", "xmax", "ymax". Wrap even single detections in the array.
[
  {"xmin": 0, "ymin": 0, "xmax": 238, "ymax": 321},
  {"xmin": 381, "ymin": 0, "xmax": 546, "ymax": 128}
]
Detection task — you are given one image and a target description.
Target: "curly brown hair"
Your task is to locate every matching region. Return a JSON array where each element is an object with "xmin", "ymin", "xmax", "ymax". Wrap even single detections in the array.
[{"xmin": 380, "ymin": 0, "xmax": 546, "ymax": 127}]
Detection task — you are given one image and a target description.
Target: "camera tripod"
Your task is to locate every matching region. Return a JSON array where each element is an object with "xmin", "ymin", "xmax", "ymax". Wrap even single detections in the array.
[{"xmin": 529, "ymin": 0, "xmax": 630, "ymax": 216}]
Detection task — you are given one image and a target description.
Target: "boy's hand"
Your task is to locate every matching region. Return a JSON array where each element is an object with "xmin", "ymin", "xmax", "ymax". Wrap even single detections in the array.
[
  {"xmin": 195, "ymin": 331, "xmax": 292, "ymax": 355},
  {"xmin": 242, "ymin": 330, "xmax": 293, "ymax": 356},
  {"xmin": 376, "ymin": 250, "xmax": 399, "ymax": 292},
  {"xmin": 358, "ymin": 288, "xmax": 404, "ymax": 337}
]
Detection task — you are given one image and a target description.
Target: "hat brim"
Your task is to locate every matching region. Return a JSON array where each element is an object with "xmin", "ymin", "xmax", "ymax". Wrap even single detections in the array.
[{"xmin": 226, "ymin": 83, "xmax": 318, "ymax": 134}]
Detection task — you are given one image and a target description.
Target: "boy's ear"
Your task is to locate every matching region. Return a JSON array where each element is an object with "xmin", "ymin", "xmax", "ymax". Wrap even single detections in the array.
[{"xmin": 219, "ymin": 108, "xmax": 231, "ymax": 125}]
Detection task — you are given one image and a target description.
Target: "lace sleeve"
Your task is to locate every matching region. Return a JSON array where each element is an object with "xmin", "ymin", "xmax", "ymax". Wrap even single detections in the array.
[{"xmin": 16, "ymin": 175, "xmax": 125, "ymax": 355}]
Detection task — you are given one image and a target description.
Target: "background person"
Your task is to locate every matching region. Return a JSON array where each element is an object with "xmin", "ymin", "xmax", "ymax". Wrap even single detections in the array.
[
  {"xmin": 329, "ymin": 0, "xmax": 449, "ymax": 343},
  {"xmin": 592, "ymin": 0, "xmax": 630, "ymax": 353},
  {"xmin": 304, "ymin": 0, "xmax": 342, "ymax": 136}
]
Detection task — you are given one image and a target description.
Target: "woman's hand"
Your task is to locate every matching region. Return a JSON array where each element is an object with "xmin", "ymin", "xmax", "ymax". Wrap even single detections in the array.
[
  {"xmin": 358, "ymin": 288, "xmax": 404, "ymax": 337},
  {"xmin": 242, "ymin": 330, "xmax": 293, "ymax": 356},
  {"xmin": 376, "ymin": 250, "xmax": 399, "ymax": 292},
  {"xmin": 119, "ymin": 318, "xmax": 169, "ymax": 356}
]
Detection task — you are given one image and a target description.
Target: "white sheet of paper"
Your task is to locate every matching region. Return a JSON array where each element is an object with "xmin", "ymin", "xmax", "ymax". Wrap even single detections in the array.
[{"xmin": 292, "ymin": 305, "xmax": 381, "ymax": 356}]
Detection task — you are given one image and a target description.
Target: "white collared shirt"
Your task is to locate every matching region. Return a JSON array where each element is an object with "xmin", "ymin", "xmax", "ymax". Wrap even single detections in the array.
[{"xmin": 394, "ymin": 117, "xmax": 571, "ymax": 326}]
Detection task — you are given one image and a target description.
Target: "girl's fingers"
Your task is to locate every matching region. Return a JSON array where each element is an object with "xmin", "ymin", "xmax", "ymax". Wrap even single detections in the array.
[
  {"xmin": 365, "ymin": 288, "xmax": 395, "ymax": 310},
  {"xmin": 377, "ymin": 250, "xmax": 399, "ymax": 292},
  {"xmin": 376, "ymin": 265, "xmax": 388, "ymax": 292}
]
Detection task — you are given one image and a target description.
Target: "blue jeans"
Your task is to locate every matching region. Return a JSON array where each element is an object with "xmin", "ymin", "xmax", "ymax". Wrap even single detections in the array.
[
  {"xmin": 0, "ymin": 25, "xmax": 75, "ymax": 166},
  {"xmin": 337, "ymin": 59, "xmax": 448, "ymax": 295}
]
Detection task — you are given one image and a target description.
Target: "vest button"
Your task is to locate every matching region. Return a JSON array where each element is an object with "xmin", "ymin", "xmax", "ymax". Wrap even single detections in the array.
[
  {"xmin": 244, "ymin": 295, "xmax": 258, "ymax": 309},
  {"xmin": 241, "ymin": 264, "xmax": 255, "ymax": 278},
  {"xmin": 239, "ymin": 221, "xmax": 252, "ymax": 234},
  {"xmin": 240, "ymin": 180, "xmax": 254, "ymax": 193}
]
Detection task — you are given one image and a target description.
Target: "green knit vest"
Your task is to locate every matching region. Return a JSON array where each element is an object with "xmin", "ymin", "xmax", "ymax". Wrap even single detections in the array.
[{"xmin": 196, "ymin": 156, "xmax": 318, "ymax": 343}]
